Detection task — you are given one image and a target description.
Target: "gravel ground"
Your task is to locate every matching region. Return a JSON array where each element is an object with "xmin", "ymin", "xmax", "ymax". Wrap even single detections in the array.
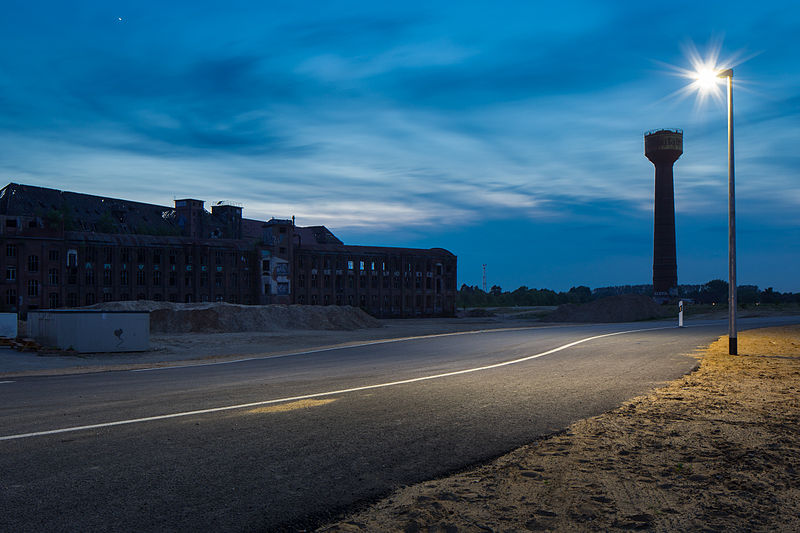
[{"xmin": 318, "ymin": 325, "xmax": 800, "ymax": 532}]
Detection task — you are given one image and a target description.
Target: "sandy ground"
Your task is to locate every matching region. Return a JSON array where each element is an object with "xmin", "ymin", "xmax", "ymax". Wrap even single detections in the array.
[
  {"xmin": 0, "ymin": 317, "xmax": 538, "ymax": 377},
  {"xmin": 318, "ymin": 325, "xmax": 800, "ymax": 532}
]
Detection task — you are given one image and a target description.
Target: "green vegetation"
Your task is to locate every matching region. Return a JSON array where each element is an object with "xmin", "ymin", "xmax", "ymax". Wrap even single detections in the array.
[
  {"xmin": 457, "ymin": 280, "xmax": 800, "ymax": 309},
  {"xmin": 43, "ymin": 205, "xmax": 77, "ymax": 231}
]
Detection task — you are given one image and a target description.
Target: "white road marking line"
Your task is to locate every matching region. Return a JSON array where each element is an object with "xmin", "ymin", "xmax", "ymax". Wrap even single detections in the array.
[
  {"xmin": 0, "ymin": 380, "xmax": 15, "ymax": 384},
  {"xmin": 132, "ymin": 325, "xmax": 581, "ymax": 372},
  {"xmin": 0, "ymin": 325, "xmax": 672, "ymax": 442}
]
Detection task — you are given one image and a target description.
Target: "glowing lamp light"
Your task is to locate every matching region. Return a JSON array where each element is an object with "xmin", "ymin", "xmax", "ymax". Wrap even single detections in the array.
[{"xmin": 691, "ymin": 63, "xmax": 722, "ymax": 93}]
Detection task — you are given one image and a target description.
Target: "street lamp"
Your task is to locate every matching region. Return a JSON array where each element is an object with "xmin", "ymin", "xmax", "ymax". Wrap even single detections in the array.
[
  {"xmin": 719, "ymin": 69, "xmax": 736, "ymax": 355},
  {"xmin": 693, "ymin": 65, "xmax": 737, "ymax": 354}
]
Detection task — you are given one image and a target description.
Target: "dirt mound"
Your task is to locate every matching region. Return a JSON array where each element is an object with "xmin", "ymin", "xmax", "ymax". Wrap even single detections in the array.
[
  {"xmin": 546, "ymin": 294, "xmax": 674, "ymax": 323},
  {"xmin": 86, "ymin": 301, "xmax": 382, "ymax": 333}
]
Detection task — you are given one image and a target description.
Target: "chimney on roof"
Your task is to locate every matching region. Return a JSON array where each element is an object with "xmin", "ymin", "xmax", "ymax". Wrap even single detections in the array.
[
  {"xmin": 174, "ymin": 198, "xmax": 205, "ymax": 239},
  {"xmin": 211, "ymin": 202, "xmax": 243, "ymax": 239}
]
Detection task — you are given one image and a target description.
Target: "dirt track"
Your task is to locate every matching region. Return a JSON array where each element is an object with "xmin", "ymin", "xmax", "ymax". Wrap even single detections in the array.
[{"xmin": 319, "ymin": 325, "xmax": 800, "ymax": 532}]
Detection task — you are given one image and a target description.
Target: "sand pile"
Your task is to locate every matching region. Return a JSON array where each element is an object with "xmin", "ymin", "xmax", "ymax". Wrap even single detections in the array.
[
  {"xmin": 86, "ymin": 301, "xmax": 381, "ymax": 333},
  {"xmin": 547, "ymin": 293, "xmax": 674, "ymax": 323}
]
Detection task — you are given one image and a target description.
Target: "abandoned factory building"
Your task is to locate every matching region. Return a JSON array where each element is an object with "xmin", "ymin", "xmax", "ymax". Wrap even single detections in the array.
[{"xmin": 0, "ymin": 183, "xmax": 457, "ymax": 317}]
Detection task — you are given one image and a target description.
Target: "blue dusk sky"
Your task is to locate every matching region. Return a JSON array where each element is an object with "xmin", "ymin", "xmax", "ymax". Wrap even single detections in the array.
[{"xmin": 1, "ymin": 1, "xmax": 798, "ymax": 292}]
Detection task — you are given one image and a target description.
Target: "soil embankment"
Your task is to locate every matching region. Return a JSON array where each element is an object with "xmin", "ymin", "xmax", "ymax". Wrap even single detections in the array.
[
  {"xmin": 319, "ymin": 325, "xmax": 800, "ymax": 532},
  {"xmin": 546, "ymin": 294, "xmax": 674, "ymax": 323},
  {"xmin": 87, "ymin": 301, "xmax": 381, "ymax": 333}
]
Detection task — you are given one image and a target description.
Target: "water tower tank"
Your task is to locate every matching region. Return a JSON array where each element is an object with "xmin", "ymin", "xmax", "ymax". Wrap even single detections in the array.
[{"xmin": 645, "ymin": 129, "xmax": 683, "ymax": 299}]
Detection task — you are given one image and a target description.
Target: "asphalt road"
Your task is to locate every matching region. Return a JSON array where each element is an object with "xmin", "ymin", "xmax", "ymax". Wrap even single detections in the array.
[{"xmin": 1, "ymin": 316, "xmax": 797, "ymax": 532}]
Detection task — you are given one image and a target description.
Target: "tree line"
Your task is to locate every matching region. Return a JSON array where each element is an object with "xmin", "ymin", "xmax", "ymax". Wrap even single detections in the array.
[{"xmin": 456, "ymin": 280, "xmax": 800, "ymax": 308}]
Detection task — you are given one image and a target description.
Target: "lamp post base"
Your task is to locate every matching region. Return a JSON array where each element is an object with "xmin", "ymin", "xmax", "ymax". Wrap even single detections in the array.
[{"xmin": 729, "ymin": 337, "xmax": 738, "ymax": 355}]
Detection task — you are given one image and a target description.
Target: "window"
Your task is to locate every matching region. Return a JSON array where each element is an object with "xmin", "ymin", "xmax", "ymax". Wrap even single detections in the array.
[
  {"xmin": 297, "ymin": 274, "xmax": 305, "ymax": 288},
  {"xmin": 262, "ymin": 259, "xmax": 270, "ymax": 274},
  {"xmin": 277, "ymin": 282, "xmax": 289, "ymax": 295},
  {"xmin": 49, "ymin": 250, "xmax": 60, "ymax": 261},
  {"xmin": 120, "ymin": 270, "xmax": 129, "ymax": 285},
  {"xmin": 169, "ymin": 252, "xmax": 177, "ymax": 265},
  {"xmin": 230, "ymin": 273, "xmax": 237, "ymax": 287},
  {"xmin": 152, "ymin": 250, "xmax": 161, "ymax": 264},
  {"xmin": 121, "ymin": 248, "xmax": 130, "ymax": 262},
  {"xmin": 137, "ymin": 270, "xmax": 146, "ymax": 285},
  {"xmin": 85, "ymin": 269, "xmax": 94, "ymax": 285},
  {"xmin": 359, "ymin": 261, "xmax": 365, "ymax": 270},
  {"xmin": 67, "ymin": 249, "xmax": 77, "ymax": 267},
  {"xmin": 215, "ymin": 251, "xmax": 223, "ymax": 264},
  {"xmin": 214, "ymin": 272, "xmax": 222, "ymax": 287},
  {"xmin": 6, "ymin": 289, "xmax": 17, "ymax": 306},
  {"xmin": 347, "ymin": 260, "xmax": 354, "ymax": 270},
  {"xmin": 137, "ymin": 249, "xmax": 146, "ymax": 263},
  {"xmin": 67, "ymin": 293, "xmax": 78, "ymax": 307},
  {"xmin": 103, "ymin": 269, "xmax": 112, "ymax": 286},
  {"xmin": 85, "ymin": 293, "xmax": 95, "ymax": 305},
  {"xmin": 48, "ymin": 268, "xmax": 59, "ymax": 285},
  {"xmin": 103, "ymin": 292, "xmax": 113, "ymax": 302},
  {"xmin": 6, "ymin": 266, "xmax": 16, "ymax": 281},
  {"xmin": 27, "ymin": 255, "xmax": 39, "ymax": 272},
  {"xmin": 28, "ymin": 280, "xmax": 39, "ymax": 297},
  {"xmin": 5, "ymin": 219, "xmax": 17, "ymax": 228},
  {"xmin": 200, "ymin": 271, "xmax": 208, "ymax": 287},
  {"xmin": 153, "ymin": 270, "xmax": 162, "ymax": 285},
  {"xmin": 310, "ymin": 274, "xmax": 317, "ymax": 288},
  {"xmin": 48, "ymin": 293, "xmax": 59, "ymax": 308},
  {"xmin": 104, "ymin": 247, "xmax": 113, "ymax": 263},
  {"xmin": 6, "ymin": 244, "xmax": 17, "ymax": 257},
  {"xmin": 169, "ymin": 271, "xmax": 176, "ymax": 286}
]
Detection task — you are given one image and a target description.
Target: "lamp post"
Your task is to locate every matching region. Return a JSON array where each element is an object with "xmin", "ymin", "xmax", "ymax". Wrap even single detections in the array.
[
  {"xmin": 689, "ymin": 62, "xmax": 737, "ymax": 354},
  {"xmin": 718, "ymin": 68, "xmax": 737, "ymax": 355}
]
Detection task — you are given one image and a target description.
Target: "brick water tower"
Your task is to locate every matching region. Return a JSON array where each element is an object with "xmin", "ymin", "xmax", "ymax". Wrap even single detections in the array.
[{"xmin": 645, "ymin": 129, "xmax": 682, "ymax": 300}]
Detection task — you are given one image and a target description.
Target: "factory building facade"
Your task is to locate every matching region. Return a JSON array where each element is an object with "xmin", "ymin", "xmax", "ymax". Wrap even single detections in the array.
[{"xmin": 0, "ymin": 183, "xmax": 457, "ymax": 317}]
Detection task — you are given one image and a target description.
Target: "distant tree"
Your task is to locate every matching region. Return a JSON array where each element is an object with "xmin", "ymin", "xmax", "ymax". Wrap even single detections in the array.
[
  {"xmin": 490, "ymin": 285, "xmax": 502, "ymax": 297},
  {"xmin": 760, "ymin": 287, "xmax": 778, "ymax": 304},
  {"xmin": 699, "ymin": 279, "xmax": 728, "ymax": 304},
  {"xmin": 566, "ymin": 285, "xmax": 592, "ymax": 303},
  {"xmin": 737, "ymin": 285, "xmax": 760, "ymax": 305}
]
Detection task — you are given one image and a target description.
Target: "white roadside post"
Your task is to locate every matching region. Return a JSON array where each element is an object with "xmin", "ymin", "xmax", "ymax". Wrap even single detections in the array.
[{"xmin": 678, "ymin": 300, "xmax": 684, "ymax": 328}]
